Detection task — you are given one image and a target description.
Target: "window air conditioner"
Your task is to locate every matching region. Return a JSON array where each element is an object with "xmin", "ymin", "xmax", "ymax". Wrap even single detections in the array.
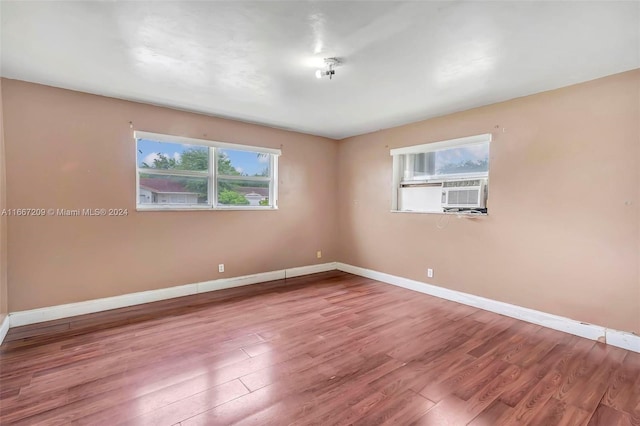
[{"xmin": 441, "ymin": 178, "xmax": 487, "ymax": 210}]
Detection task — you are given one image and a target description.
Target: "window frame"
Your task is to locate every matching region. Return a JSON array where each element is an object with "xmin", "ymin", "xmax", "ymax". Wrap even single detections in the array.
[
  {"xmin": 390, "ymin": 133, "xmax": 491, "ymax": 213},
  {"xmin": 135, "ymin": 131, "xmax": 280, "ymax": 211}
]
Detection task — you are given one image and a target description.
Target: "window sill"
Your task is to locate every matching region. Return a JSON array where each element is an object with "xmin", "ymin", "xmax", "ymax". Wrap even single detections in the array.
[
  {"xmin": 390, "ymin": 210, "xmax": 487, "ymax": 217},
  {"xmin": 137, "ymin": 206, "xmax": 278, "ymax": 212}
]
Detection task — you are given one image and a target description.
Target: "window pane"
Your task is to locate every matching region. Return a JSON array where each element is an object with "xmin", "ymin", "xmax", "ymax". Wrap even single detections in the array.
[
  {"xmin": 139, "ymin": 175, "xmax": 209, "ymax": 205},
  {"xmin": 434, "ymin": 143, "xmax": 489, "ymax": 176},
  {"xmin": 402, "ymin": 153, "xmax": 435, "ymax": 180},
  {"xmin": 218, "ymin": 149, "xmax": 270, "ymax": 177},
  {"xmin": 137, "ymin": 139, "xmax": 209, "ymax": 171},
  {"xmin": 217, "ymin": 179, "xmax": 270, "ymax": 207}
]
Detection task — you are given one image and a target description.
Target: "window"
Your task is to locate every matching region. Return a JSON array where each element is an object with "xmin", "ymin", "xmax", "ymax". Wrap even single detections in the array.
[
  {"xmin": 135, "ymin": 131, "xmax": 279, "ymax": 210},
  {"xmin": 391, "ymin": 134, "xmax": 491, "ymax": 214}
]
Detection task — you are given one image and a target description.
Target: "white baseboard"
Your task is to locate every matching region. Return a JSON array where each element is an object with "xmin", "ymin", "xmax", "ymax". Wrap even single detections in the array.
[
  {"xmin": 8, "ymin": 262, "xmax": 337, "ymax": 328},
  {"xmin": 286, "ymin": 262, "xmax": 337, "ymax": 278},
  {"xmin": 5, "ymin": 261, "xmax": 639, "ymax": 354},
  {"xmin": 0, "ymin": 314, "xmax": 9, "ymax": 346},
  {"xmin": 336, "ymin": 263, "xmax": 640, "ymax": 353},
  {"xmin": 196, "ymin": 270, "xmax": 285, "ymax": 294},
  {"xmin": 605, "ymin": 329, "xmax": 640, "ymax": 353}
]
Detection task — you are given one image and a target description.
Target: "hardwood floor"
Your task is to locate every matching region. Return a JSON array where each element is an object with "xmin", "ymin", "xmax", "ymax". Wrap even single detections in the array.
[{"xmin": 0, "ymin": 271, "xmax": 638, "ymax": 425}]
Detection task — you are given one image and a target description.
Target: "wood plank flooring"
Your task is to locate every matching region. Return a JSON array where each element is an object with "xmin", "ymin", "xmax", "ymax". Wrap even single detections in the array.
[{"xmin": 0, "ymin": 271, "xmax": 638, "ymax": 425}]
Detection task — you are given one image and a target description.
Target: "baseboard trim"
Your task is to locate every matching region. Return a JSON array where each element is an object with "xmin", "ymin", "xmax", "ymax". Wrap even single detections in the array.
[
  {"xmin": 605, "ymin": 329, "xmax": 640, "ymax": 353},
  {"xmin": 6, "ymin": 261, "xmax": 639, "ymax": 354},
  {"xmin": 0, "ymin": 315, "xmax": 9, "ymax": 345},
  {"xmin": 336, "ymin": 263, "xmax": 640, "ymax": 353},
  {"xmin": 286, "ymin": 262, "xmax": 337, "ymax": 278},
  {"xmin": 8, "ymin": 262, "xmax": 337, "ymax": 328}
]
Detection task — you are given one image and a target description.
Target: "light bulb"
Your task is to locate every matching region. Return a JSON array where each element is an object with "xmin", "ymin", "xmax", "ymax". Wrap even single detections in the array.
[{"xmin": 315, "ymin": 69, "xmax": 322, "ymax": 79}]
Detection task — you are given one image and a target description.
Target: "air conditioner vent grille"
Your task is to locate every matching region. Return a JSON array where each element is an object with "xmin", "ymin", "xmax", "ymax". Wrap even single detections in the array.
[
  {"xmin": 443, "ymin": 179, "xmax": 481, "ymax": 188},
  {"xmin": 447, "ymin": 189, "xmax": 479, "ymax": 205}
]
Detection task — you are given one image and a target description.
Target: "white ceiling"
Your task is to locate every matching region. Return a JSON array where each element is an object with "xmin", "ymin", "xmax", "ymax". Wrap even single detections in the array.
[{"xmin": 1, "ymin": 1, "xmax": 638, "ymax": 139}]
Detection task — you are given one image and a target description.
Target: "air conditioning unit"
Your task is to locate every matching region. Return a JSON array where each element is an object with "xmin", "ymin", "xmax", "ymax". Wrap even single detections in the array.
[{"xmin": 441, "ymin": 178, "xmax": 487, "ymax": 210}]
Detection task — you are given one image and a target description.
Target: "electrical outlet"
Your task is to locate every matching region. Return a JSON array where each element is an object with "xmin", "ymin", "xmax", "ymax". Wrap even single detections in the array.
[
  {"xmin": 218, "ymin": 264, "xmax": 224, "ymax": 273},
  {"xmin": 427, "ymin": 268, "xmax": 433, "ymax": 278},
  {"xmin": 316, "ymin": 251, "xmax": 322, "ymax": 259}
]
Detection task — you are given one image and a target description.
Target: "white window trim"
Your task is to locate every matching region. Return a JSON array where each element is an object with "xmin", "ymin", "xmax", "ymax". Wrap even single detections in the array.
[
  {"xmin": 390, "ymin": 133, "xmax": 491, "ymax": 213},
  {"xmin": 135, "ymin": 131, "xmax": 280, "ymax": 211},
  {"xmin": 389, "ymin": 133, "xmax": 491, "ymax": 156},
  {"xmin": 135, "ymin": 131, "xmax": 282, "ymax": 155}
]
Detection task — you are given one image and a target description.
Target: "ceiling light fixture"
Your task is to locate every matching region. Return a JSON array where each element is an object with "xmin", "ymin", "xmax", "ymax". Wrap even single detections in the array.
[{"xmin": 315, "ymin": 57, "xmax": 341, "ymax": 80}]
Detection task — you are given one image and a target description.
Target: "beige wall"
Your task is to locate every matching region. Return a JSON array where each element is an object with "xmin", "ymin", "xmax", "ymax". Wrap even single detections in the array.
[
  {"xmin": 338, "ymin": 70, "xmax": 640, "ymax": 334},
  {"xmin": 2, "ymin": 79, "xmax": 338, "ymax": 311},
  {"xmin": 0, "ymin": 79, "xmax": 7, "ymax": 323},
  {"xmin": 2, "ymin": 71, "xmax": 638, "ymax": 335}
]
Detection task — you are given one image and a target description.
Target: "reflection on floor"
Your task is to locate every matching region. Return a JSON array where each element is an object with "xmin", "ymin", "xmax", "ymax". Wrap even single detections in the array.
[{"xmin": 1, "ymin": 271, "xmax": 638, "ymax": 425}]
